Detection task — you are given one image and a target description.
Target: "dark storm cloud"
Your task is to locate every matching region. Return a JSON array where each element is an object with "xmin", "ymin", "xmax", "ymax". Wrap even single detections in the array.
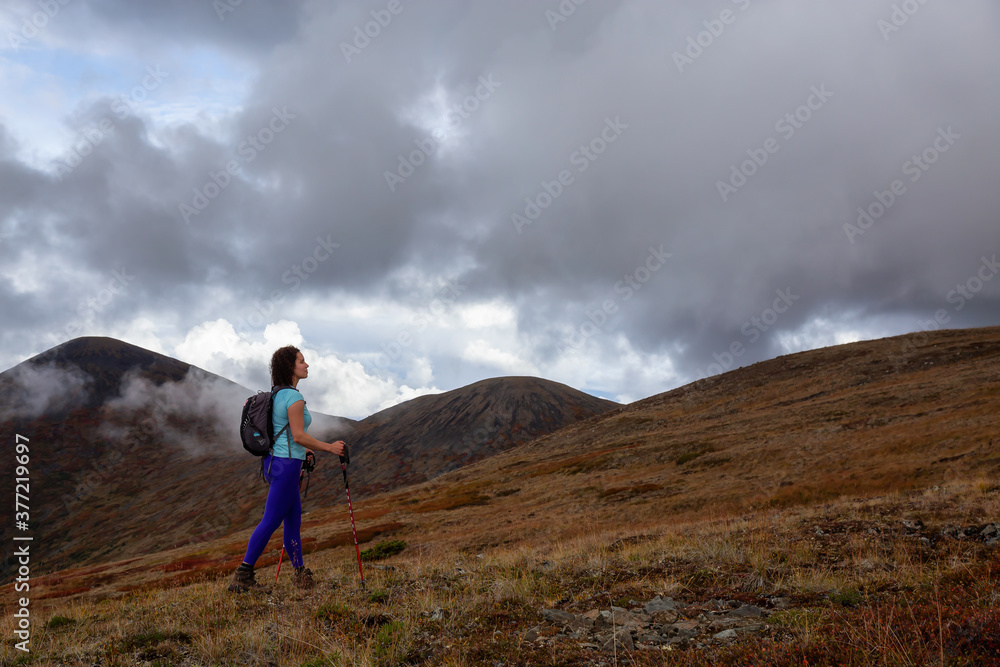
[
  {"xmin": 49, "ymin": 0, "xmax": 310, "ymax": 54},
  {"xmin": 2, "ymin": 0, "xmax": 999, "ymax": 391}
]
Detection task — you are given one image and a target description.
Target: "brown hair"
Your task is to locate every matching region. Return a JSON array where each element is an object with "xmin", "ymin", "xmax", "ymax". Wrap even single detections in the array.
[{"xmin": 270, "ymin": 345, "xmax": 300, "ymax": 387}]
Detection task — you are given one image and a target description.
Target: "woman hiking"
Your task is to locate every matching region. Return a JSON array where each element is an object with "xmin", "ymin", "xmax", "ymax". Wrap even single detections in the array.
[{"xmin": 229, "ymin": 345, "xmax": 346, "ymax": 593}]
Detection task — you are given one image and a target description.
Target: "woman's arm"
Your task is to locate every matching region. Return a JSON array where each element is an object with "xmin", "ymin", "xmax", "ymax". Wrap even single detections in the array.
[{"xmin": 287, "ymin": 400, "xmax": 346, "ymax": 457}]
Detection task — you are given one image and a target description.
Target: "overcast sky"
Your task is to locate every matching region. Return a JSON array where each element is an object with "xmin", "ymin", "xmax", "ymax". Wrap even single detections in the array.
[{"xmin": 1, "ymin": 0, "xmax": 998, "ymax": 419}]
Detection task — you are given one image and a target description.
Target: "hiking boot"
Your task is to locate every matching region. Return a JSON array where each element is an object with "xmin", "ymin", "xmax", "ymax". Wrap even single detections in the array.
[
  {"xmin": 228, "ymin": 564, "xmax": 271, "ymax": 594},
  {"xmin": 293, "ymin": 566, "xmax": 315, "ymax": 590}
]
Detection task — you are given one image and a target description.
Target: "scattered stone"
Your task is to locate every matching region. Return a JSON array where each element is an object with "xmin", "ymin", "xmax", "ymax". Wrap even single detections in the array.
[
  {"xmin": 600, "ymin": 628, "xmax": 634, "ymax": 652},
  {"xmin": 814, "ymin": 526, "xmax": 826, "ymax": 536},
  {"xmin": 919, "ymin": 537, "xmax": 932, "ymax": 547},
  {"xmin": 770, "ymin": 596, "xmax": 792, "ymax": 610},
  {"xmin": 713, "ymin": 629, "xmax": 738, "ymax": 641},
  {"xmin": 902, "ymin": 519, "xmax": 924, "ymax": 532},
  {"xmin": 739, "ymin": 624, "xmax": 766, "ymax": 635},
  {"xmin": 727, "ymin": 604, "xmax": 766, "ymax": 618},
  {"xmin": 666, "ymin": 620, "xmax": 700, "ymax": 641},
  {"xmin": 522, "ymin": 627, "xmax": 539, "ymax": 642},
  {"xmin": 939, "ymin": 526, "xmax": 962, "ymax": 539},
  {"xmin": 541, "ymin": 609, "xmax": 577, "ymax": 625},
  {"xmin": 594, "ymin": 607, "xmax": 642, "ymax": 630},
  {"xmin": 981, "ymin": 523, "xmax": 999, "ymax": 538},
  {"xmin": 645, "ymin": 596, "xmax": 679, "ymax": 614}
]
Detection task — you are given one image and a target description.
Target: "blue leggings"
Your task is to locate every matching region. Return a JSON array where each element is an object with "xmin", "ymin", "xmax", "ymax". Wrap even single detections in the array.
[{"xmin": 243, "ymin": 455, "xmax": 304, "ymax": 569}]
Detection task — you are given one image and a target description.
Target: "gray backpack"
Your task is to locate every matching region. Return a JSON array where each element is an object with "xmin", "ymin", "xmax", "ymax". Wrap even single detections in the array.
[{"xmin": 239, "ymin": 386, "xmax": 294, "ymax": 457}]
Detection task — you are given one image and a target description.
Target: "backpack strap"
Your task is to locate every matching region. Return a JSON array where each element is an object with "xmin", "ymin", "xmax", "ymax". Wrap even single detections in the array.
[{"xmin": 272, "ymin": 385, "xmax": 296, "ymax": 459}]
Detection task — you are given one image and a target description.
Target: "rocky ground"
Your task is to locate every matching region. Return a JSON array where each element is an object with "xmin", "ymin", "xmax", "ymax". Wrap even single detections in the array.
[{"xmin": 524, "ymin": 519, "xmax": 1000, "ymax": 658}]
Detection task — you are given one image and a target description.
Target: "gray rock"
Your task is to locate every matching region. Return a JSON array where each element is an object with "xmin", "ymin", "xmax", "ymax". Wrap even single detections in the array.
[
  {"xmin": 714, "ymin": 629, "xmax": 738, "ymax": 640},
  {"xmin": 594, "ymin": 608, "xmax": 641, "ymax": 630},
  {"xmin": 709, "ymin": 617, "xmax": 742, "ymax": 631},
  {"xmin": 601, "ymin": 628, "xmax": 634, "ymax": 652},
  {"xmin": 902, "ymin": 519, "xmax": 924, "ymax": 532},
  {"xmin": 770, "ymin": 597, "xmax": 792, "ymax": 610},
  {"xmin": 727, "ymin": 604, "xmax": 766, "ymax": 618},
  {"xmin": 738, "ymin": 624, "xmax": 766, "ymax": 635},
  {"xmin": 982, "ymin": 523, "xmax": 999, "ymax": 538},
  {"xmin": 541, "ymin": 609, "xmax": 577, "ymax": 625},
  {"xmin": 939, "ymin": 526, "xmax": 961, "ymax": 539},
  {"xmin": 522, "ymin": 627, "xmax": 539, "ymax": 642},
  {"xmin": 666, "ymin": 620, "xmax": 700, "ymax": 640},
  {"xmin": 645, "ymin": 596, "xmax": 679, "ymax": 614}
]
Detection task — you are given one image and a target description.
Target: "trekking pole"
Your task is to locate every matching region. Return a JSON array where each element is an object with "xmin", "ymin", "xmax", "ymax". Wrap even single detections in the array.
[
  {"xmin": 340, "ymin": 444, "xmax": 365, "ymax": 589},
  {"xmin": 274, "ymin": 548, "xmax": 285, "ymax": 584}
]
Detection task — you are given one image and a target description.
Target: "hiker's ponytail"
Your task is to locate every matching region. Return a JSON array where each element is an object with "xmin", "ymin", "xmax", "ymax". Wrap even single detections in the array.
[{"xmin": 270, "ymin": 346, "xmax": 300, "ymax": 387}]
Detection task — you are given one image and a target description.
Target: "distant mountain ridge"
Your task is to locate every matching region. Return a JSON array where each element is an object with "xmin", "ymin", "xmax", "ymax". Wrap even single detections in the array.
[
  {"xmin": 324, "ymin": 376, "xmax": 619, "ymax": 493},
  {"xmin": 0, "ymin": 336, "xmax": 195, "ymax": 413}
]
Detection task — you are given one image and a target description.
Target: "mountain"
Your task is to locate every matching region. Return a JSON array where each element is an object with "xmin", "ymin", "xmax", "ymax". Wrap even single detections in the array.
[
  {"xmin": 0, "ymin": 336, "xmax": 194, "ymax": 418},
  {"xmin": 0, "ymin": 337, "xmax": 618, "ymax": 578},
  {"xmin": 316, "ymin": 376, "xmax": 619, "ymax": 493}
]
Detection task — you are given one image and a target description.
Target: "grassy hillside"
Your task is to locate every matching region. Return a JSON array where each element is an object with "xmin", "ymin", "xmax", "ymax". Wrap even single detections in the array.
[{"xmin": 2, "ymin": 326, "xmax": 999, "ymax": 665}]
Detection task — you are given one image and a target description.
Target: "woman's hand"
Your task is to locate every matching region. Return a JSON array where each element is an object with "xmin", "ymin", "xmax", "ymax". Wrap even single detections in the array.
[{"xmin": 328, "ymin": 440, "xmax": 346, "ymax": 457}]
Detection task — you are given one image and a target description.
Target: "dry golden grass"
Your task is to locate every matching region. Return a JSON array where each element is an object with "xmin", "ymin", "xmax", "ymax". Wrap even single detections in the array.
[{"xmin": 2, "ymin": 476, "xmax": 999, "ymax": 666}]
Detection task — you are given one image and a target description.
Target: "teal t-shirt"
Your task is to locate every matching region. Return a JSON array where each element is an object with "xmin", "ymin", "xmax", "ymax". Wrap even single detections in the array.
[{"xmin": 272, "ymin": 388, "xmax": 309, "ymax": 460}]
